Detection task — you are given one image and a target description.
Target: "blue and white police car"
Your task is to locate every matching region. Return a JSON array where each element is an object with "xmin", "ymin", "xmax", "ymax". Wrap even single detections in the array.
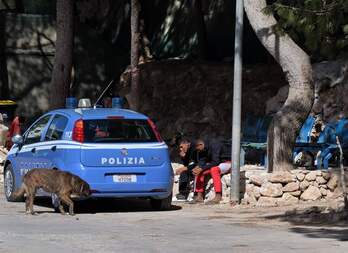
[{"xmin": 3, "ymin": 98, "xmax": 173, "ymax": 210}]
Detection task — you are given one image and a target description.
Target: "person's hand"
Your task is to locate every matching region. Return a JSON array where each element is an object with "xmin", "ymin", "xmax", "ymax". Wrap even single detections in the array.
[
  {"xmin": 175, "ymin": 166, "xmax": 188, "ymax": 175},
  {"xmin": 192, "ymin": 167, "xmax": 203, "ymax": 176}
]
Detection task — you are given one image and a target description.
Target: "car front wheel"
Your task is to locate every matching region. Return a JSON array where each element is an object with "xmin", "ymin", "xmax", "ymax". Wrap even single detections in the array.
[{"xmin": 4, "ymin": 164, "xmax": 23, "ymax": 202}]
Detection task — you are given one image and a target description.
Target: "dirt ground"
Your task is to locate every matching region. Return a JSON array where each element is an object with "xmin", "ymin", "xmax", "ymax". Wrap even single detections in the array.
[{"xmin": 0, "ymin": 182, "xmax": 348, "ymax": 253}]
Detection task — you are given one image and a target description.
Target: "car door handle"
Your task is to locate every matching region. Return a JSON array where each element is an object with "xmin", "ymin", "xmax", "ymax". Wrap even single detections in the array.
[
  {"xmin": 51, "ymin": 146, "xmax": 57, "ymax": 151},
  {"xmin": 31, "ymin": 148, "xmax": 36, "ymax": 153}
]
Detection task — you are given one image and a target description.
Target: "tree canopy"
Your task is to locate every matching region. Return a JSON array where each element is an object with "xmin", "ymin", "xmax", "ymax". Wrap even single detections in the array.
[{"xmin": 266, "ymin": 0, "xmax": 348, "ymax": 61}]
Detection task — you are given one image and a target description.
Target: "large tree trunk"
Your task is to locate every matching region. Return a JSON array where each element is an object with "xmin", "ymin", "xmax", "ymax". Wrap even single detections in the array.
[
  {"xmin": 244, "ymin": 0, "xmax": 314, "ymax": 172},
  {"xmin": 0, "ymin": 13, "xmax": 9, "ymax": 99},
  {"xmin": 128, "ymin": 0, "xmax": 141, "ymax": 111},
  {"xmin": 50, "ymin": 0, "xmax": 74, "ymax": 109},
  {"xmin": 192, "ymin": 0, "xmax": 208, "ymax": 59}
]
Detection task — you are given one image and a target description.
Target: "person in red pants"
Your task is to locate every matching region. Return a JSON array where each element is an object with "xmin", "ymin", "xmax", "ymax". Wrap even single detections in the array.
[{"xmin": 191, "ymin": 139, "xmax": 231, "ymax": 205}]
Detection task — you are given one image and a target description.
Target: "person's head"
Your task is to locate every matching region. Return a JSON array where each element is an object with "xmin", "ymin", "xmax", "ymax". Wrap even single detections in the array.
[
  {"xmin": 179, "ymin": 139, "xmax": 191, "ymax": 154},
  {"xmin": 195, "ymin": 138, "xmax": 205, "ymax": 152},
  {"xmin": 102, "ymin": 96, "xmax": 112, "ymax": 108}
]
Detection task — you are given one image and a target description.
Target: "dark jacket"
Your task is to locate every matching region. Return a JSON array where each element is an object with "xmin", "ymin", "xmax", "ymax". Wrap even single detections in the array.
[
  {"xmin": 181, "ymin": 144, "xmax": 197, "ymax": 169},
  {"xmin": 197, "ymin": 140, "xmax": 226, "ymax": 170}
]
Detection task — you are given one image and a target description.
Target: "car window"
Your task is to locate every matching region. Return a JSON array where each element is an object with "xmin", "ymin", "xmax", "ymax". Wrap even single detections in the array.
[
  {"xmin": 45, "ymin": 114, "xmax": 68, "ymax": 141},
  {"xmin": 83, "ymin": 119, "xmax": 157, "ymax": 143},
  {"xmin": 24, "ymin": 115, "xmax": 51, "ymax": 145}
]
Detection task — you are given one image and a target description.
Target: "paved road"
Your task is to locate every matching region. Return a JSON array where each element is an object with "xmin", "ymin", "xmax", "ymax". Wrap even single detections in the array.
[{"xmin": 0, "ymin": 188, "xmax": 347, "ymax": 253}]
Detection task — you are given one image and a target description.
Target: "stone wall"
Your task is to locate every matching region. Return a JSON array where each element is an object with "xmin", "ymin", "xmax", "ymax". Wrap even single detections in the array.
[
  {"xmin": 172, "ymin": 163, "xmax": 346, "ymax": 206},
  {"xmin": 240, "ymin": 168, "xmax": 345, "ymax": 207}
]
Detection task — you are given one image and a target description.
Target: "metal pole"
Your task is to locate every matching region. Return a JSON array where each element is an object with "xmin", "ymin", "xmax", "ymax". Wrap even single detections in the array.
[{"xmin": 230, "ymin": 0, "xmax": 244, "ymax": 205}]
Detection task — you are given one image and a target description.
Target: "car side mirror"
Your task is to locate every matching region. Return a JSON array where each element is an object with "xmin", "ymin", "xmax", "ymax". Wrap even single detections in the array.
[{"xmin": 12, "ymin": 135, "xmax": 23, "ymax": 146}]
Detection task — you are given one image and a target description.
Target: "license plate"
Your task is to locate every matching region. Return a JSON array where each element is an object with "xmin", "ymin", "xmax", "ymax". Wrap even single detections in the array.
[{"xmin": 113, "ymin": 175, "xmax": 137, "ymax": 183}]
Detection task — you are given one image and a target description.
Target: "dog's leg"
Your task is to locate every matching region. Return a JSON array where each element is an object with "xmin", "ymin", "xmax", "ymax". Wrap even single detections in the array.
[
  {"xmin": 28, "ymin": 194, "xmax": 35, "ymax": 215},
  {"xmin": 25, "ymin": 197, "xmax": 30, "ymax": 214},
  {"xmin": 58, "ymin": 201, "xmax": 66, "ymax": 215},
  {"xmin": 60, "ymin": 194, "xmax": 74, "ymax": 216},
  {"xmin": 28, "ymin": 188, "xmax": 37, "ymax": 215}
]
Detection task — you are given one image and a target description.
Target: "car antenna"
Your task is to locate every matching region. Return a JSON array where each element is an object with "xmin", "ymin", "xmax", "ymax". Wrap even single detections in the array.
[{"xmin": 93, "ymin": 79, "xmax": 115, "ymax": 109}]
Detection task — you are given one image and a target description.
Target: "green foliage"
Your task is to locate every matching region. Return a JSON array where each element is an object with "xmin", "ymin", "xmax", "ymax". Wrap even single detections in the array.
[{"xmin": 268, "ymin": 0, "xmax": 348, "ymax": 61}]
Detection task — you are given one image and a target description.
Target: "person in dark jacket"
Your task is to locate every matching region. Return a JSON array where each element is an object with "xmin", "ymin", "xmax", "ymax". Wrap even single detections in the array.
[
  {"xmin": 175, "ymin": 139, "xmax": 197, "ymax": 200},
  {"xmin": 191, "ymin": 138, "xmax": 231, "ymax": 204}
]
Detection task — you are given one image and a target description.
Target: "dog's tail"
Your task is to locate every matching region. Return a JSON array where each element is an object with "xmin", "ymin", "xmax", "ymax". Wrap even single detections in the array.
[{"xmin": 12, "ymin": 184, "xmax": 26, "ymax": 199}]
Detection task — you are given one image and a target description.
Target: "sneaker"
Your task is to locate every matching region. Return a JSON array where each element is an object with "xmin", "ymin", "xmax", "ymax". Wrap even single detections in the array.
[{"xmin": 176, "ymin": 193, "xmax": 188, "ymax": 200}]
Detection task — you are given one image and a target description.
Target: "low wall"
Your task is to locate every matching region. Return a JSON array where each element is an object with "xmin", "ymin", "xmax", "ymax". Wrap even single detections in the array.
[{"xmin": 172, "ymin": 164, "xmax": 346, "ymax": 206}]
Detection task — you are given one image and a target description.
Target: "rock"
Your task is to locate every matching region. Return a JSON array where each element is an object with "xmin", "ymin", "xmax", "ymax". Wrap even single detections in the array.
[
  {"xmin": 316, "ymin": 171, "xmax": 322, "ymax": 176},
  {"xmin": 260, "ymin": 182, "xmax": 283, "ymax": 197},
  {"xmin": 327, "ymin": 174, "xmax": 338, "ymax": 190},
  {"xmin": 278, "ymin": 193, "xmax": 299, "ymax": 205},
  {"xmin": 320, "ymin": 188, "xmax": 327, "ymax": 196},
  {"xmin": 253, "ymin": 186, "xmax": 261, "ymax": 199},
  {"xmin": 331, "ymin": 187, "xmax": 343, "ymax": 199},
  {"xmin": 256, "ymin": 197, "xmax": 278, "ymax": 207},
  {"xmin": 316, "ymin": 176, "xmax": 327, "ymax": 185},
  {"xmin": 249, "ymin": 175, "xmax": 266, "ymax": 186},
  {"xmin": 300, "ymin": 180, "xmax": 310, "ymax": 191},
  {"xmin": 269, "ymin": 171, "xmax": 294, "ymax": 184},
  {"xmin": 221, "ymin": 174, "xmax": 231, "ymax": 187},
  {"xmin": 313, "ymin": 181, "xmax": 319, "ymax": 188},
  {"xmin": 296, "ymin": 173, "xmax": 305, "ymax": 182},
  {"xmin": 283, "ymin": 182, "xmax": 300, "ymax": 192},
  {"xmin": 320, "ymin": 184, "xmax": 328, "ymax": 189},
  {"xmin": 300, "ymin": 186, "xmax": 322, "ymax": 201},
  {"xmin": 243, "ymin": 192, "xmax": 257, "ymax": 205},
  {"xmin": 172, "ymin": 176, "xmax": 180, "ymax": 197},
  {"xmin": 326, "ymin": 190, "xmax": 334, "ymax": 199},
  {"xmin": 322, "ymin": 172, "xmax": 330, "ymax": 180},
  {"xmin": 289, "ymin": 191, "xmax": 301, "ymax": 197},
  {"xmin": 305, "ymin": 171, "xmax": 317, "ymax": 181},
  {"xmin": 245, "ymin": 183, "xmax": 254, "ymax": 194}
]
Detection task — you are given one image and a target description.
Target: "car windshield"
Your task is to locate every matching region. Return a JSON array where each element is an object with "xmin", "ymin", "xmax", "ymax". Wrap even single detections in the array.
[{"xmin": 83, "ymin": 119, "xmax": 158, "ymax": 143}]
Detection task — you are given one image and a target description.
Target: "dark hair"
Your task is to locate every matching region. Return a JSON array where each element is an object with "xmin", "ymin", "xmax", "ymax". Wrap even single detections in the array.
[
  {"xmin": 179, "ymin": 138, "xmax": 191, "ymax": 145},
  {"xmin": 195, "ymin": 138, "xmax": 205, "ymax": 144}
]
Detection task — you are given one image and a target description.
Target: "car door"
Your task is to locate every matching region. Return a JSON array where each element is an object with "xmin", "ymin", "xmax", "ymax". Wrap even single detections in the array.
[
  {"xmin": 40, "ymin": 113, "xmax": 69, "ymax": 169},
  {"xmin": 15, "ymin": 114, "xmax": 52, "ymax": 177}
]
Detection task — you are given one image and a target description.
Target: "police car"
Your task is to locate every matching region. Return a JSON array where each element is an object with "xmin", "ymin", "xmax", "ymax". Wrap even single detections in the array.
[{"xmin": 3, "ymin": 98, "xmax": 173, "ymax": 210}]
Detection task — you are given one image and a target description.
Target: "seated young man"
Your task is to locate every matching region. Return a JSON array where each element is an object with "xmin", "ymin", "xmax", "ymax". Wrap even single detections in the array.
[
  {"xmin": 191, "ymin": 139, "xmax": 231, "ymax": 205},
  {"xmin": 175, "ymin": 139, "xmax": 197, "ymax": 200}
]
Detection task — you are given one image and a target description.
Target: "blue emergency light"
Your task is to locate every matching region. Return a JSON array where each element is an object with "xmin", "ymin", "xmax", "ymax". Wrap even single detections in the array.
[
  {"xmin": 65, "ymin": 97, "xmax": 77, "ymax": 109},
  {"xmin": 112, "ymin": 97, "xmax": 124, "ymax": 109}
]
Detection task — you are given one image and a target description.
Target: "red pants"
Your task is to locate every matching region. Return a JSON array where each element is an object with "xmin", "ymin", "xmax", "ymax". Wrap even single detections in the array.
[{"xmin": 195, "ymin": 166, "xmax": 222, "ymax": 193}]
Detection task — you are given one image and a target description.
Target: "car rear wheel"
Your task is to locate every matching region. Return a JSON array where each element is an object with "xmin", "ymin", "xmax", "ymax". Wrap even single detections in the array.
[
  {"xmin": 4, "ymin": 164, "xmax": 23, "ymax": 202},
  {"xmin": 150, "ymin": 194, "xmax": 172, "ymax": 211}
]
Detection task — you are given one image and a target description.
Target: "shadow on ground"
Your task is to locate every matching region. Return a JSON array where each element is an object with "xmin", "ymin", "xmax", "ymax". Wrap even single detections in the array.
[
  {"xmin": 33, "ymin": 197, "xmax": 182, "ymax": 214},
  {"xmin": 265, "ymin": 205, "xmax": 348, "ymax": 242}
]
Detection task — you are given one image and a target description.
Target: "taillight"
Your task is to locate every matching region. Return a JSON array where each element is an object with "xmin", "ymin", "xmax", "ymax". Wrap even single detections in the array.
[
  {"xmin": 147, "ymin": 118, "xmax": 163, "ymax": 142},
  {"xmin": 72, "ymin": 119, "xmax": 84, "ymax": 143}
]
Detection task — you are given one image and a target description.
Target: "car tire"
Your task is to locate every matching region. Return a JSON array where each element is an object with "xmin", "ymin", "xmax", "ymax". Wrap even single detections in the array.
[
  {"xmin": 4, "ymin": 164, "xmax": 24, "ymax": 202},
  {"xmin": 150, "ymin": 193, "xmax": 172, "ymax": 211}
]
